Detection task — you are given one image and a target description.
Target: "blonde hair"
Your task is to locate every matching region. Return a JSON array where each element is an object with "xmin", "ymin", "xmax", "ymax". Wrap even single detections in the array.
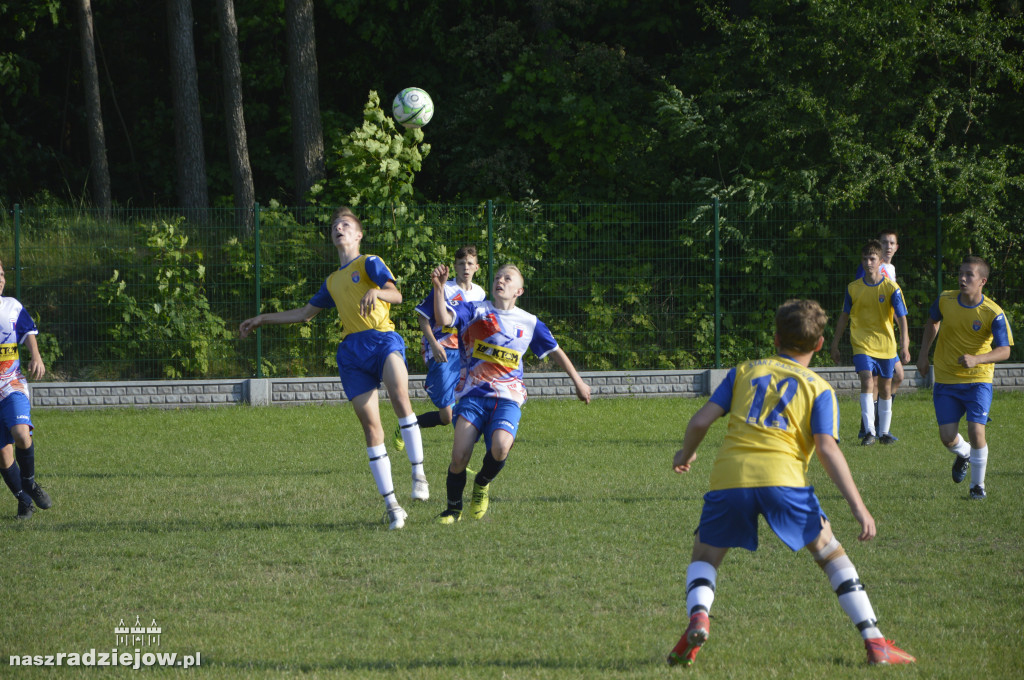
[
  {"xmin": 330, "ymin": 207, "xmax": 363, "ymax": 233},
  {"xmin": 776, "ymin": 299, "xmax": 828, "ymax": 354},
  {"xmin": 496, "ymin": 263, "xmax": 524, "ymax": 285}
]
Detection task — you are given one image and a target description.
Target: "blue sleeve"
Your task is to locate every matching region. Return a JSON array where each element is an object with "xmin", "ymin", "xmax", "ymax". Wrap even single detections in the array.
[
  {"xmin": 308, "ymin": 281, "xmax": 334, "ymax": 309},
  {"xmin": 365, "ymin": 256, "xmax": 395, "ymax": 288},
  {"xmin": 810, "ymin": 389, "xmax": 839, "ymax": 436},
  {"xmin": 854, "ymin": 263, "xmax": 865, "ymax": 279},
  {"xmin": 529, "ymin": 319, "xmax": 559, "ymax": 359},
  {"xmin": 992, "ymin": 313, "xmax": 1012, "ymax": 348},
  {"xmin": 708, "ymin": 367, "xmax": 736, "ymax": 412},
  {"xmin": 14, "ymin": 307, "xmax": 38, "ymax": 341},
  {"xmin": 414, "ymin": 290, "xmax": 435, "ymax": 320},
  {"xmin": 929, "ymin": 298, "xmax": 942, "ymax": 322},
  {"xmin": 891, "ymin": 287, "xmax": 908, "ymax": 318},
  {"xmin": 450, "ymin": 300, "xmax": 476, "ymax": 332},
  {"xmin": 842, "ymin": 290, "xmax": 853, "ymax": 314}
]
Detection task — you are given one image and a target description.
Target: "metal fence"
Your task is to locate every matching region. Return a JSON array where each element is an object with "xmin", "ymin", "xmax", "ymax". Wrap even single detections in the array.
[{"xmin": 1, "ymin": 200, "xmax": 1020, "ymax": 382}]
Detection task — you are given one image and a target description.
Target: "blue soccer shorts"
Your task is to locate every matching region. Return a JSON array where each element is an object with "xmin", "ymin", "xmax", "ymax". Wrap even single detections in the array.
[
  {"xmin": 454, "ymin": 396, "xmax": 522, "ymax": 451},
  {"xmin": 853, "ymin": 354, "xmax": 897, "ymax": 379},
  {"xmin": 424, "ymin": 347, "xmax": 461, "ymax": 410},
  {"xmin": 336, "ymin": 330, "xmax": 407, "ymax": 401},
  {"xmin": 696, "ymin": 486, "xmax": 829, "ymax": 552},
  {"xmin": 933, "ymin": 382, "xmax": 993, "ymax": 426},
  {"xmin": 0, "ymin": 391, "xmax": 33, "ymax": 448}
]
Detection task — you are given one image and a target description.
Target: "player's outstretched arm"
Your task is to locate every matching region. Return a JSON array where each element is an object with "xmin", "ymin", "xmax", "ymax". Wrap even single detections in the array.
[
  {"xmin": 548, "ymin": 347, "xmax": 590, "ymax": 403},
  {"xmin": 239, "ymin": 304, "xmax": 323, "ymax": 338},
  {"xmin": 673, "ymin": 401, "xmax": 725, "ymax": 473},
  {"xmin": 814, "ymin": 433, "xmax": 876, "ymax": 541}
]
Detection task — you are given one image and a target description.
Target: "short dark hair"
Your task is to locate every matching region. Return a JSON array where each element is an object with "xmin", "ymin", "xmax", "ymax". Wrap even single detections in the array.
[
  {"xmin": 877, "ymin": 229, "xmax": 898, "ymax": 241},
  {"xmin": 962, "ymin": 255, "xmax": 990, "ymax": 279},
  {"xmin": 861, "ymin": 239, "xmax": 883, "ymax": 258},
  {"xmin": 455, "ymin": 245, "xmax": 478, "ymax": 261},
  {"xmin": 776, "ymin": 299, "xmax": 828, "ymax": 354}
]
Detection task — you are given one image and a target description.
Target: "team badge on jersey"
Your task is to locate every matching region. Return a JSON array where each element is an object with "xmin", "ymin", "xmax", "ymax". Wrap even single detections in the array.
[
  {"xmin": 973, "ymin": 320, "xmax": 982, "ymax": 331},
  {"xmin": 351, "ymin": 273, "xmax": 360, "ymax": 283}
]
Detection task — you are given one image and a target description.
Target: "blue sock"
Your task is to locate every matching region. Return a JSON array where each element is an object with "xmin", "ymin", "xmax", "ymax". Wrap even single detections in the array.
[
  {"xmin": 446, "ymin": 468, "xmax": 466, "ymax": 511},
  {"xmin": 417, "ymin": 411, "xmax": 444, "ymax": 429},
  {"xmin": 16, "ymin": 442, "xmax": 35, "ymax": 486},
  {"xmin": 1, "ymin": 462, "xmax": 30, "ymax": 504},
  {"xmin": 475, "ymin": 450, "xmax": 506, "ymax": 487}
]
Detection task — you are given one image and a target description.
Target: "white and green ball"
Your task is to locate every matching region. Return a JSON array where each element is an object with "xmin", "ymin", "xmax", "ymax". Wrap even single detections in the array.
[{"xmin": 392, "ymin": 87, "xmax": 434, "ymax": 129}]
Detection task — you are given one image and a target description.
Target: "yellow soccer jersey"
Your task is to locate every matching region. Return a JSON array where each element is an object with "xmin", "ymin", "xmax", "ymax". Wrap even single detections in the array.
[
  {"xmin": 842, "ymin": 277, "xmax": 908, "ymax": 359},
  {"xmin": 309, "ymin": 255, "xmax": 396, "ymax": 338},
  {"xmin": 930, "ymin": 291, "xmax": 1014, "ymax": 384},
  {"xmin": 708, "ymin": 355, "xmax": 840, "ymax": 490}
]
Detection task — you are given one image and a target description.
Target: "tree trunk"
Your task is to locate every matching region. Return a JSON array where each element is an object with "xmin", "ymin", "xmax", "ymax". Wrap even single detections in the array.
[
  {"xmin": 76, "ymin": 0, "xmax": 112, "ymax": 215},
  {"xmin": 285, "ymin": 0, "xmax": 324, "ymax": 205},
  {"xmin": 167, "ymin": 0, "xmax": 209, "ymax": 220},
  {"xmin": 216, "ymin": 0, "xmax": 255, "ymax": 235}
]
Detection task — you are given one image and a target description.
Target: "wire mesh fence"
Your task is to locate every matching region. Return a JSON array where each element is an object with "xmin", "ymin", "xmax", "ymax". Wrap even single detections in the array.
[{"xmin": 1, "ymin": 199, "xmax": 1019, "ymax": 382}]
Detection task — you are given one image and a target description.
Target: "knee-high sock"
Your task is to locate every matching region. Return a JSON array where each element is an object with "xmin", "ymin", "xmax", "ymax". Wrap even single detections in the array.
[
  {"xmin": 398, "ymin": 415, "xmax": 425, "ymax": 477},
  {"xmin": 877, "ymin": 398, "xmax": 892, "ymax": 435},
  {"xmin": 15, "ymin": 443, "xmax": 34, "ymax": 484},
  {"xmin": 366, "ymin": 445, "xmax": 398, "ymax": 509},
  {"xmin": 946, "ymin": 435, "xmax": 971, "ymax": 458},
  {"xmin": 685, "ymin": 561, "xmax": 717, "ymax": 617},
  {"xmin": 446, "ymin": 468, "xmax": 467, "ymax": 511},
  {"xmin": 1, "ymin": 462, "xmax": 30, "ymax": 504},
  {"xmin": 970, "ymin": 446, "xmax": 989, "ymax": 488},
  {"xmin": 860, "ymin": 394, "xmax": 876, "ymax": 436},
  {"xmin": 814, "ymin": 537, "xmax": 882, "ymax": 640},
  {"xmin": 416, "ymin": 411, "xmax": 444, "ymax": 429},
  {"xmin": 474, "ymin": 450, "xmax": 506, "ymax": 487}
]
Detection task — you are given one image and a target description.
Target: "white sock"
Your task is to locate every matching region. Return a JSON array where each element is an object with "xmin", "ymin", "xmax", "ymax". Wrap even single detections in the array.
[
  {"xmin": 860, "ymin": 393, "xmax": 876, "ymax": 435},
  {"xmin": 685, "ymin": 561, "xmax": 717, "ymax": 617},
  {"xmin": 824, "ymin": 555, "xmax": 882, "ymax": 640},
  {"xmin": 877, "ymin": 398, "xmax": 892, "ymax": 435},
  {"xmin": 946, "ymin": 435, "xmax": 971, "ymax": 458},
  {"xmin": 398, "ymin": 414, "xmax": 426, "ymax": 479},
  {"xmin": 366, "ymin": 445, "xmax": 398, "ymax": 508},
  {"xmin": 970, "ymin": 446, "xmax": 988, "ymax": 488}
]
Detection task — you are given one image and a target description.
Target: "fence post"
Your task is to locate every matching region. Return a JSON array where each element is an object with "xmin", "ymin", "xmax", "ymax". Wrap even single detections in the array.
[
  {"xmin": 254, "ymin": 202, "xmax": 263, "ymax": 378},
  {"xmin": 13, "ymin": 203, "xmax": 21, "ymax": 300},
  {"xmin": 714, "ymin": 196, "xmax": 721, "ymax": 369},
  {"xmin": 487, "ymin": 200, "xmax": 495, "ymax": 292},
  {"xmin": 935, "ymin": 193, "xmax": 943, "ymax": 299}
]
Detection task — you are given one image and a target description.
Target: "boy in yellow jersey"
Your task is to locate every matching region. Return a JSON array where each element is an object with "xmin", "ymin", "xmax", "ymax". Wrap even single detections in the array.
[
  {"xmin": 666, "ymin": 299, "xmax": 914, "ymax": 668},
  {"xmin": 916, "ymin": 256, "xmax": 1014, "ymax": 500},
  {"xmin": 854, "ymin": 230, "xmax": 904, "ymax": 437},
  {"xmin": 239, "ymin": 207, "xmax": 427, "ymax": 530},
  {"xmin": 830, "ymin": 240, "xmax": 910, "ymax": 446}
]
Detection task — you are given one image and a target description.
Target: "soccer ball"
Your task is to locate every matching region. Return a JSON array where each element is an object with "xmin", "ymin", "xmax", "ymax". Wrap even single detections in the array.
[{"xmin": 392, "ymin": 87, "xmax": 434, "ymax": 129}]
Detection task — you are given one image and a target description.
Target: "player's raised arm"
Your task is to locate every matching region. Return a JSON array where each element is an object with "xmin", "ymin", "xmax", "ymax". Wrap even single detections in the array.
[{"xmin": 431, "ymin": 265, "xmax": 454, "ymax": 327}]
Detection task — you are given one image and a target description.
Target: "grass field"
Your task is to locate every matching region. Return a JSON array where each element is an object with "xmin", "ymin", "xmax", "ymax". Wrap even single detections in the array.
[{"xmin": 2, "ymin": 392, "xmax": 1023, "ymax": 678}]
